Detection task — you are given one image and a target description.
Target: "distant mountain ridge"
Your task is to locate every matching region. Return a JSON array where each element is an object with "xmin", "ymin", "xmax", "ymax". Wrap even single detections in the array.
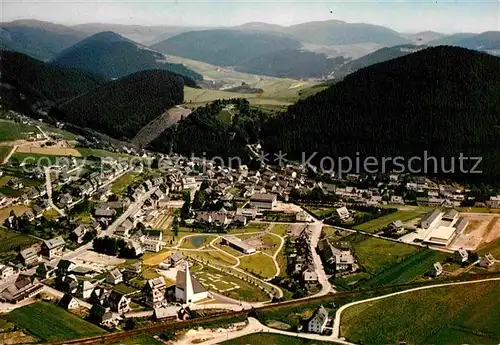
[
  {"xmin": 0, "ymin": 20, "xmax": 87, "ymax": 61},
  {"xmin": 151, "ymin": 29, "xmax": 347, "ymax": 78},
  {"xmin": 51, "ymin": 31, "xmax": 202, "ymax": 81}
]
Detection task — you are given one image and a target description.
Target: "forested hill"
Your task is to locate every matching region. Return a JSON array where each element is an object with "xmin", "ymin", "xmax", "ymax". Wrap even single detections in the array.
[
  {"xmin": 0, "ymin": 50, "xmax": 107, "ymax": 102},
  {"xmin": 336, "ymin": 44, "xmax": 428, "ymax": 76},
  {"xmin": 260, "ymin": 46, "xmax": 500, "ymax": 182},
  {"xmin": 51, "ymin": 70, "xmax": 187, "ymax": 139},
  {"xmin": 151, "ymin": 29, "xmax": 346, "ymax": 78},
  {"xmin": 51, "ymin": 31, "xmax": 203, "ymax": 81},
  {"xmin": 0, "ymin": 20, "xmax": 86, "ymax": 61}
]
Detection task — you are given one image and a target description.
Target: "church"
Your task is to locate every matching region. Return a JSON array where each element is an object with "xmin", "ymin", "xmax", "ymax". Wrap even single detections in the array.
[{"xmin": 175, "ymin": 263, "xmax": 208, "ymax": 304}]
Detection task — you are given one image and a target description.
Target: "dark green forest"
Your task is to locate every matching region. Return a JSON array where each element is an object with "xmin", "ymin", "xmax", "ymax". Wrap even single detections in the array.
[
  {"xmin": 239, "ymin": 49, "xmax": 346, "ymax": 78},
  {"xmin": 152, "ymin": 29, "xmax": 345, "ymax": 78},
  {"xmin": 260, "ymin": 46, "xmax": 500, "ymax": 182},
  {"xmin": 0, "ymin": 24, "xmax": 85, "ymax": 61},
  {"xmin": 51, "ymin": 70, "xmax": 188, "ymax": 139},
  {"xmin": 52, "ymin": 31, "xmax": 203, "ymax": 81},
  {"xmin": 0, "ymin": 50, "xmax": 107, "ymax": 102},
  {"xmin": 150, "ymin": 99, "xmax": 269, "ymax": 160}
]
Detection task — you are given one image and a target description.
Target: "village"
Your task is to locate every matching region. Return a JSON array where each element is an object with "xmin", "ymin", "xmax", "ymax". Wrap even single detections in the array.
[{"xmin": 0, "ymin": 112, "xmax": 499, "ymax": 343}]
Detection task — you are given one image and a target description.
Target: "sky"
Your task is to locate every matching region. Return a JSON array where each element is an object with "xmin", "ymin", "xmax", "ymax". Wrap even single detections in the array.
[{"xmin": 2, "ymin": 0, "xmax": 499, "ymax": 34}]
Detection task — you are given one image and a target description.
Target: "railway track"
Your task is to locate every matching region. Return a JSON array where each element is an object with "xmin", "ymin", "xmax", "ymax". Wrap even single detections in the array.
[{"xmin": 47, "ymin": 272, "xmax": 500, "ymax": 345}]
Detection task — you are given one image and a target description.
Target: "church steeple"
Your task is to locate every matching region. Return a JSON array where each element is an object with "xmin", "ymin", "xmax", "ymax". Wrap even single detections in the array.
[{"xmin": 184, "ymin": 262, "xmax": 194, "ymax": 303}]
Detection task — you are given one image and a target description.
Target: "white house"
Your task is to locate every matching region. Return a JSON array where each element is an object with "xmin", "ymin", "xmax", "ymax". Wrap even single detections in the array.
[
  {"xmin": 479, "ymin": 253, "xmax": 495, "ymax": 268},
  {"xmin": 336, "ymin": 207, "xmax": 350, "ymax": 220},
  {"xmin": 296, "ymin": 210, "xmax": 313, "ymax": 223},
  {"xmin": 307, "ymin": 305, "xmax": 329, "ymax": 334},
  {"xmin": 105, "ymin": 268, "xmax": 123, "ymax": 285},
  {"xmin": 453, "ymin": 248, "xmax": 469, "ymax": 263},
  {"xmin": 0, "ymin": 265, "xmax": 15, "ymax": 280}
]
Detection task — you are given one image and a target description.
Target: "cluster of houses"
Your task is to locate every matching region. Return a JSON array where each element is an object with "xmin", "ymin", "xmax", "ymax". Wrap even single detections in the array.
[
  {"xmin": 318, "ymin": 238, "xmax": 356, "ymax": 275},
  {"xmin": 289, "ymin": 227, "xmax": 319, "ymax": 288}
]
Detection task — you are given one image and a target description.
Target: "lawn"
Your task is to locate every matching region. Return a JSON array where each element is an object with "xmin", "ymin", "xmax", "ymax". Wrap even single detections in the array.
[
  {"xmin": 113, "ymin": 282, "xmax": 138, "ymax": 294},
  {"xmin": 478, "ymin": 238, "xmax": 500, "ymax": 258},
  {"xmin": 222, "ymin": 333, "xmax": 336, "ymax": 345},
  {"xmin": 0, "ymin": 205, "xmax": 30, "ymax": 223},
  {"xmin": 270, "ymin": 224, "xmax": 291, "ymax": 236},
  {"xmin": 10, "ymin": 152, "xmax": 63, "ymax": 166},
  {"xmin": 0, "ymin": 146, "xmax": 12, "ymax": 161},
  {"xmin": 110, "ymin": 172, "xmax": 139, "ymax": 194},
  {"xmin": 350, "ymin": 234, "xmax": 420, "ymax": 274},
  {"xmin": 183, "ymin": 249, "xmax": 238, "ymax": 267},
  {"xmin": 4, "ymin": 301, "xmax": 106, "ymax": 342},
  {"xmin": 77, "ymin": 148, "xmax": 133, "ymax": 159},
  {"xmin": 238, "ymin": 252, "xmax": 277, "ymax": 278},
  {"xmin": 357, "ymin": 249, "xmax": 450, "ymax": 288},
  {"xmin": 0, "ymin": 119, "xmax": 37, "ymax": 141},
  {"xmin": 303, "ymin": 204, "xmax": 336, "ymax": 218},
  {"xmin": 230, "ymin": 222, "xmax": 269, "ymax": 234},
  {"xmin": 192, "ymin": 265, "xmax": 269, "ymax": 302},
  {"xmin": 354, "ymin": 210, "xmax": 427, "ymax": 232},
  {"xmin": 260, "ymin": 233, "xmax": 282, "ymax": 256},
  {"xmin": 0, "ymin": 227, "xmax": 40, "ymax": 261},
  {"xmin": 340, "ymin": 280, "xmax": 500, "ymax": 345}
]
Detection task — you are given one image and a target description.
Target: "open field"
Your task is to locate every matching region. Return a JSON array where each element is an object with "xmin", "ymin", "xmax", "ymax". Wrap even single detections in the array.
[
  {"xmin": 0, "ymin": 146, "xmax": 12, "ymax": 160},
  {"xmin": 76, "ymin": 148, "xmax": 133, "ymax": 159},
  {"xmin": 354, "ymin": 209, "xmax": 428, "ymax": 232},
  {"xmin": 0, "ymin": 205, "xmax": 30, "ymax": 223},
  {"xmin": 4, "ymin": 302, "xmax": 106, "ymax": 342},
  {"xmin": 15, "ymin": 146, "xmax": 81, "ymax": 157},
  {"xmin": 329, "ymin": 233, "xmax": 451, "ymax": 290},
  {"xmin": 340, "ymin": 280, "xmax": 500, "ymax": 344},
  {"xmin": 351, "ymin": 234, "xmax": 420, "ymax": 274},
  {"xmin": 0, "ymin": 227, "xmax": 40, "ymax": 261},
  {"xmin": 10, "ymin": 152, "xmax": 65, "ymax": 166},
  {"xmin": 168, "ymin": 55, "xmax": 319, "ymax": 101},
  {"xmin": 222, "ymin": 333, "xmax": 335, "ymax": 345},
  {"xmin": 0, "ymin": 120, "xmax": 38, "ymax": 141},
  {"xmin": 238, "ymin": 252, "xmax": 277, "ymax": 278}
]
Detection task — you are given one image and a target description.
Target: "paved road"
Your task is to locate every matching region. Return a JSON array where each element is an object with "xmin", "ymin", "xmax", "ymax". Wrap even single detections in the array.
[
  {"xmin": 331, "ymin": 276, "xmax": 500, "ymax": 339},
  {"xmin": 44, "ymin": 166, "xmax": 66, "ymax": 216},
  {"xmin": 107, "ymin": 186, "xmax": 159, "ymax": 236}
]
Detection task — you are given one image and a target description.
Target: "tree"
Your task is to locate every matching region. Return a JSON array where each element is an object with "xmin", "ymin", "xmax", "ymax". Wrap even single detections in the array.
[{"xmin": 124, "ymin": 318, "xmax": 136, "ymax": 330}]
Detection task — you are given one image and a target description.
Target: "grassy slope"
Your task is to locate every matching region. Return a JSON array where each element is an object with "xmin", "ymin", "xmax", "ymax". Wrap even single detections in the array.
[
  {"xmin": 4, "ymin": 302, "xmax": 106, "ymax": 342},
  {"xmin": 238, "ymin": 252, "xmax": 277, "ymax": 278},
  {"xmin": 0, "ymin": 120, "xmax": 37, "ymax": 141},
  {"xmin": 340, "ymin": 281, "xmax": 500, "ymax": 345},
  {"xmin": 0, "ymin": 227, "xmax": 40, "ymax": 262},
  {"xmin": 354, "ymin": 209, "xmax": 428, "ymax": 232}
]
